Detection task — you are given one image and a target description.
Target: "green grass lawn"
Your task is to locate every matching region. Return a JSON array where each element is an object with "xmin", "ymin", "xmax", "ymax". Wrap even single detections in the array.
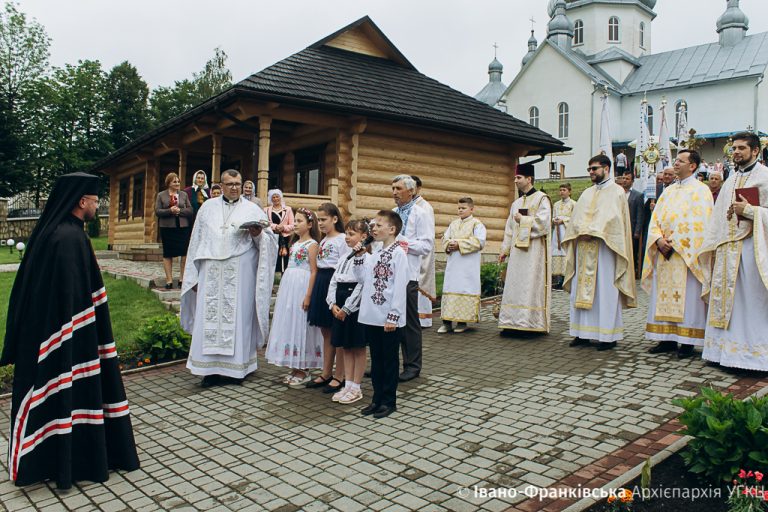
[
  {"xmin": 0, "ymin": 272, "xmax": 167, "ymax": 356},
  {"xmin": 538, "ymin": 177, "xmax": 593, "ymax": 201},
  {"xmin": 0, "ymin": 236, "xmax": 108, "ymax": 265}
]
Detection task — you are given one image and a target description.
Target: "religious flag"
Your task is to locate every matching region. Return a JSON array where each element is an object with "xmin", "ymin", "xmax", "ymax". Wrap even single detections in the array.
[
  {"xmin": 634, "ymin": 98, "xmax": 651, "ymax": 195},
  {"xmin": 647, "ymin": 99, "xmax": 671, "ymax": 201},
  {"xmin": 599, "ymin": 93, "xmax": 614, "ymax": 176},
  {"xmin": 676, "ymin": 100, "xmax": 688, "ymax": 146}
]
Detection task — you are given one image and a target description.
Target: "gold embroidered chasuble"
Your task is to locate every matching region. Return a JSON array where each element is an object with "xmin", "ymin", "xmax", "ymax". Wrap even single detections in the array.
[
  {"xmin": 697, "ymin": 162, "xmax": 768, "ymax": 329},
  {"xmin": 499, "ymin": 190, "xmax": 552, "ymax": 332},
  {"xmin": 641, "ymin": 177, "xmax": 713, "ymax": 323},
  {"xmin": 562, "ymin": 181, "xmax": 636, "ymax": 310}
]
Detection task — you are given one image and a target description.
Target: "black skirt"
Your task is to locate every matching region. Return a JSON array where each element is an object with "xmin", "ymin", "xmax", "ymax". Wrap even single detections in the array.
[
  {"xmin": 331, "ymin": 283, "xmax": 366, "ymax": 348},
  {"xmin": 160, "ymin": 226, "xmax": 191, "ymax": 258},
  {"xmin": 308, "ymin": 268, "xmax": 335, "ymax": 328}
]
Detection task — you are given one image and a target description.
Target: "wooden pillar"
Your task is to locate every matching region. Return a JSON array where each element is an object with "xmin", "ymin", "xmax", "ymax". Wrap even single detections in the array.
[
  {"xmin": 211, "ymin": 133, "xmax": 222, "ymax": 183},
  {"xmin": 251, "ymin": 133, "xmax": 258, "ymax": 188},
  {"xmin": 145, "ymin": 160, "xmax": 159, "ymax": 243},
  {"xmin": 178, "ymin": 149, "xmax": 187, "ymax": 186},
  {"xmin": 108, "ymin": 172, "xmax": 117, "ymax": 247},
  {"xmin": 257, "ymin": 116, "xmax": 272, "ymax": 204}
]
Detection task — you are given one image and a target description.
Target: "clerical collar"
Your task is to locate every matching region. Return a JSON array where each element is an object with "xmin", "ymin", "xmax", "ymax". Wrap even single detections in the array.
[
  {"xmin": 596, "ymin": 177, "xmax": 612, "ymax": 188},
  {"xmin": 737, "ymin": 159, "xmax": 758, "ymax": 174},
  {"xmin": 222, "ymin": 196, "xmax": 240, "ymax": 205},
  {"xmin": 680, "ymin": 174, "xmax": 696, "ymax": 185},
  {"xmin": 521, "ymin": 187, "xmax": 537, "ymax": 197}
]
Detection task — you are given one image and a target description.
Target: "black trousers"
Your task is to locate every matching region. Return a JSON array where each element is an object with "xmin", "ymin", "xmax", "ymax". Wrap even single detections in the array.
[
  {"xmin": 365, "ymin": 325, "xmax": 402, "ymax": 407},
  {"xmin": 401, "ymin": 280, "xmax": 422, "ymax": 373}
]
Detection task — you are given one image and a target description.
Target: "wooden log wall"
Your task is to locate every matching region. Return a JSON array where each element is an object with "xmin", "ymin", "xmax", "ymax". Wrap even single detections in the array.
[
  {"xmin": 353, "ymin": 123, "xmax": 524, "ymax": 252},
  {"xmin": 110, "ymin": 160, "xmax": 148, "ymax": 246}
]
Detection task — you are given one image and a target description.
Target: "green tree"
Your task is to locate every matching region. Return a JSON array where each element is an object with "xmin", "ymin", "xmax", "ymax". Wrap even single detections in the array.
[
  {"xmin": 105, "ymin": 61, "xmax": 150, "ymax": 150},
  {"xmin": 149, "ymin": 47, "xmax": 233, "ymax": 127},
  {"xmin": 192, "ymin": 46, "xmax": 232, "ymax": 101},
  {"xmin": 0, "ymin": 1, "xmax": 51, "ymax": 195},
  {"xmin": 46, "ymin": 60, "xmax": 111, "ymax": 182}
]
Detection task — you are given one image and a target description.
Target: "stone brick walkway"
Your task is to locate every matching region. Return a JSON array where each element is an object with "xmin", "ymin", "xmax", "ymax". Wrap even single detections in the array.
[{"xmin": 0, "ymin": 286, "xmax": 757, "ymax": 511}]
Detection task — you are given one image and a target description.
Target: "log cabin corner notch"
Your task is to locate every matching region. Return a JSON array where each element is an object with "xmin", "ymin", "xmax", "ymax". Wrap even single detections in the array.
[{"xmin": 92, "ymin": 15, "xmax": 568, "ymax": 253}]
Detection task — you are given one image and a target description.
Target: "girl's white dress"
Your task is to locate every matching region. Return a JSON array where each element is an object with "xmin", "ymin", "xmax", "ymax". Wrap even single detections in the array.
[{"xmin": 266, "ymin": 239, "xmax": 324, "ymax": 368}]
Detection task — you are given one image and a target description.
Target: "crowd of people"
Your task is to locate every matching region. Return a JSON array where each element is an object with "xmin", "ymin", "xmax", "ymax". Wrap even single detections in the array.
[
  {"xmin": 497, "ymin": 132, "xmax": 767, "ymax": 375},
  {"xmin": 3, "ymin": 131, "xmax": 766, "ymax": 489}
]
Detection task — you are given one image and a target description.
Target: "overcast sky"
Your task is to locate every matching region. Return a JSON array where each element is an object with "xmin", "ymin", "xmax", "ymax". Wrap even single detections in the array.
[{"xmin": 16, "ymin": 0, "xmax": 768, "ymax": 97}]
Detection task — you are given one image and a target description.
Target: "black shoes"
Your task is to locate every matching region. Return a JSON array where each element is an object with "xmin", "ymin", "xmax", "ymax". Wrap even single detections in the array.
[
  {"xmin": 569, "ymin": 337, "xmax": 590, "ymax": 347},
  {"xmin": 597, "ymin": 341, "xmax": 617, "ymax": 351},
  {"xmin": 373, "ymin": 405, "xmax": 397, "ymax": 419},
  {"xmin": 648, "ymin": 341, "xmax": 677, "ymax": 354},
  {"xmin": 322, "ymin": 379, "xmax": 345, "ymax": 394},
  {"xmin": 164, "ymin": 282, "xmax": 173, "ymax": 290},
  {"xmin": 677, "ymin": 345, "xmax": 695, "ymax": 359},
  {"xmin": 361, "ymin": 403, "xmax": 397, "ymax": 418},
  {"xmin": 201, "ymin": 375, "xmax": 221, "ymax": 388},
  {"xmin": 398, "ymin": 370, "xmax": 419, "ymax": 382},
  {"xmin": 305, "ymin": 376, "xmax": 331, "ymax": 389}
]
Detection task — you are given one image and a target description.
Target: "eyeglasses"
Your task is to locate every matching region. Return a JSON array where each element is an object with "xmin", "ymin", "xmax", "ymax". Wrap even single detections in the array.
[
  {"xmin": 221, "ymin": 182, "xmax": 242, "ymax": 188},
  {"xmin": 674, "ymin": 159, "xmax": 690, "ymax": 164},
  {"xmin": 587, "ymin": 166, "xmax": 603, "ymax": 172}
]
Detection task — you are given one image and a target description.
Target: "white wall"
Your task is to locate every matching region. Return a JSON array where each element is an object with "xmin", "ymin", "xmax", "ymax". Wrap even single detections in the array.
[
  {"xmin": 569, "ymin": 3, "xmax": 653, "ymax": 58},
  {"xmin": 616, "ymin": 78, "xmax": 758, "ymax": 143},
  {"xmin": 504, "ymin": 43, "xmax": 596, "ymax": 179}
]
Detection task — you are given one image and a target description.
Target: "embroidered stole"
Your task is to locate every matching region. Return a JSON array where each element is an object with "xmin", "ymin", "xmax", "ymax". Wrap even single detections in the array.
[
  {"xmin": 654, "ymin": 252, "xmax": 688, "ymax": 322},
  {"xmin": 203, "ymin": 257, "xmax": 240, "ymax": 356}
]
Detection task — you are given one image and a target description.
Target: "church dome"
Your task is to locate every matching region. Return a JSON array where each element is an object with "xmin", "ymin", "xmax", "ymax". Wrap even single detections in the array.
[
  {"xmin": 548, "ymin": 0, "xmax": 574, "ymax": 36},
  {"xmin": 488, "ymin": 58, "xmax": 503, "ymax": 72},
  {"xmin": 547, "ymin": 0, "xmax": 657, "ymax": 17},
  {"xmin": 717, "ymin": 0, "xmax": 749, "ymax": 32}
]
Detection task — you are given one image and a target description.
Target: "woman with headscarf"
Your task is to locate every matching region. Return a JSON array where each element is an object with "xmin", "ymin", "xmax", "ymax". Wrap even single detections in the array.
[
  {"xmin": 242, "ymin": 180, "xmax": 263, "ymax": 208},
  {"xmin": 184, "ymin": 170, "xmax": 210, "ymax": 216},
  {"xmin": 265, "ymin": 189, "xmax": 294, "ymax": 273}
]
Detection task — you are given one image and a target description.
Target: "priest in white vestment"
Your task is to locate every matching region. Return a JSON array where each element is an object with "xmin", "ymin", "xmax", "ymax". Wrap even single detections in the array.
[
  {"xmin": 563, "ymin": 155, "xmax": 636, "ymax": 351},
  {"xmin": 181, "ymin": 170, "xmax": 278, "ymax": 386},
  {"xmin": 697, "ymin": 132, "xmax": 768, "ymax": 371},
  {"xmin": 498, "ymin": 164, "xmax": 552, "ymax": 333},
  {"xmin": 642, "ymin": 150, "xmax": 713, "ymax": 358},
  {"xmin": 413, "ymin": 177, "xmax": 436, "ymax": 328}
]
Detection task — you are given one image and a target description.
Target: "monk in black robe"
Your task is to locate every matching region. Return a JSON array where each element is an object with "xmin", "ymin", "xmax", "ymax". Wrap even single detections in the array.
[{"xmin": 1, "ymin": 172, "xmax": 139, "ymax": 489}]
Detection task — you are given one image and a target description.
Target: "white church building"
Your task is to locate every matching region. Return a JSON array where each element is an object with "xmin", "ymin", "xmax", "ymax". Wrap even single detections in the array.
[{"xmin": 476, "ymin": 0, "xmax": 768, "ymax": 179}]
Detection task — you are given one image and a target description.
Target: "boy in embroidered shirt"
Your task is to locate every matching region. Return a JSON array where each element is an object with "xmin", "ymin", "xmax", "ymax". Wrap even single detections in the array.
[{"xmin": 352, "ymin": 210, "xmax": 408, "ymax": 419}]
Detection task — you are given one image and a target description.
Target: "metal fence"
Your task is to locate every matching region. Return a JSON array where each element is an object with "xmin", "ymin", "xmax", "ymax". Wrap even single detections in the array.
[{"xmin": 5, "ymin": 192, "xmax": 109, "ymax": 218}]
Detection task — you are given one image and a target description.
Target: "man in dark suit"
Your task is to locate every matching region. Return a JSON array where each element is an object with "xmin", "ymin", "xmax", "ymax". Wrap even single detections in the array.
[
  {"xmin": 619, "ymin": 170, "xmax": 644, "ymax": 275},
  {"xmin": 639, "ymin": 167, "xmax": 675, "ymax": 271}
]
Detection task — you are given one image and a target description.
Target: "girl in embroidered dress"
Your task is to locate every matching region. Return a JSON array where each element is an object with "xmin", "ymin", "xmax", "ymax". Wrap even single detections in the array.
[
  {"xmin": 306, "ymin": 203, "xmax": 350, "ymax": 393},
  {"xmin": 266, "ymin": 208, "xmax": 323, "ymax": 387},
  {"xmin": 326, "ymin": 219, "xmax": 371, "ymax": 404}
]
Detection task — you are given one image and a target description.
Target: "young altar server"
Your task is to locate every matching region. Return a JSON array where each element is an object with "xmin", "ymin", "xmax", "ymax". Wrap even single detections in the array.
[
  {"xmin": 439, "ymin": 197, "xmax": 486, "ymax": 333},
  {"xmin": 551, "ymin": 183, "xmax": 575, "ymax": 289},
  {"xmin": 351, "ymin": 210, "xmax": 408, "ymax": 419}
]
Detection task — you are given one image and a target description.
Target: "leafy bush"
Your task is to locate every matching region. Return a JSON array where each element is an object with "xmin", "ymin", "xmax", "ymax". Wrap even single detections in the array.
[
  {"xmin": 481, "ymin": 263, "xmax": 505, "ymax": 297},
  {"xmin": 673, "ymin": 387, "xmax": 768, "ymax": 484},
  {"xmin": 135, "ymin": 315, "xmax": 191, "ymax": 362},
  {"xmin": 87, "ymin": 215, "xmax": 101, "ymax": 238},
  {"xmin": 0, "ymin": 364, "xmax": 13, "ymax": 391}
]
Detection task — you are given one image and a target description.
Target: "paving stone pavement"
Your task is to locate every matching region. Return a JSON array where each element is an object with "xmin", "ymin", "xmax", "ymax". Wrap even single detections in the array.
[{"xmin": 0, "ymin": 286, "xmax": 748, "ymax": 512}]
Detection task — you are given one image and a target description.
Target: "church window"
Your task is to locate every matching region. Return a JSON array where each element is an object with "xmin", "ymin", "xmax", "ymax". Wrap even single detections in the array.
[
  {"xmin": 639, "ymin": 22, "xmax": 645, "ymax": 48},
  {"xmin": 609, "ymin": 16, "xmax": 620, "ymax": 42},
  {"xmin": 574, "ymin": 20, "xmax": 584, "ymax": 46},
  {"xmin": 646, "ymin": 105, "xmax": 654, "ymax": 136},
  {"xmin": 118, "ymin": 178, "xmax": 129, "ymax": 220},
  {"xmin": 558, "ymin": 103, "xmax": 569, "ymax": 139},
  {"xmin": 529, "ymin": 106, "xmax": 540, "ymax": 128}
]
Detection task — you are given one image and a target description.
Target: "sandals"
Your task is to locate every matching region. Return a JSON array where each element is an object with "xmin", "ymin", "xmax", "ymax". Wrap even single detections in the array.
[
  {"xmin": 322, "ymin": 378, "xmax": 345, "ymax": 394},
  {"xmin": 305, "ymin": 375, "xmax": 332, "ymax": 389},
  {"xmin": 288, "ymin": 372, "xmax": 311, "ymax": 388}
]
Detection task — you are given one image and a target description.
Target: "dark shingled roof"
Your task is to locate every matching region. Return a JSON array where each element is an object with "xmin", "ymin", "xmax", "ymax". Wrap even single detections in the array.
[
  {"xmin": 94, "ymin": 17, "xmax": 564, "ymax": 170},
  {"xmin": 234, "ymin": 43, "xmax": 565, "ymax": 151}
]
